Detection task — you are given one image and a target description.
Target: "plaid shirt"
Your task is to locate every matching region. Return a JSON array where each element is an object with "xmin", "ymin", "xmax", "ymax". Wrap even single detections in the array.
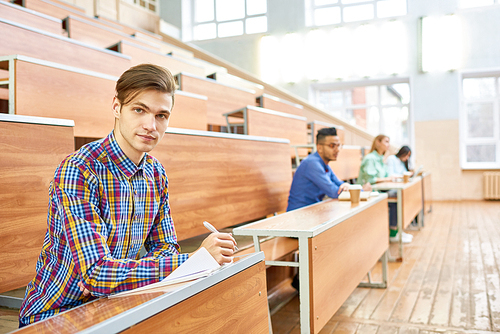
[{"xmin": 19, "ymin": 131, "xmax": 188, "ymax": 325}]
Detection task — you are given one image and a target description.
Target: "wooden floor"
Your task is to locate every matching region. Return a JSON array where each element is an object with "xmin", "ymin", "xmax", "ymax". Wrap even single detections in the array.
[
  {"xmin": 271, "ymin": 201, "xmax": 500, "ymax": 334},
  {"xmin": 1, "ymin": 201, "xmax": 499, "ymax": 334}
]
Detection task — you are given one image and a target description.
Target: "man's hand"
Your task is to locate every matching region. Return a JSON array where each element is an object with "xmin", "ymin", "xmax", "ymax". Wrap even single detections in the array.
[
  {"xmin": 78, "ymin": 281, "xmax": 90, "ymax": 297},
  {"xmin": 338, "ymin": 183, "xmax": 350, "ymax": 194},
  {"xmin": 196, "ymin": 232, "xmax": 237, "ymax": 265},
  {"xmin": 362, "ymin": 182, "xmax": 372, "ymax": 192}
]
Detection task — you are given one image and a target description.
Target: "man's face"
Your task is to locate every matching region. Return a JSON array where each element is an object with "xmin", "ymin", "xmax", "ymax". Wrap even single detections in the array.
[
  {"xmin": 112, "ymin": 89, "xmax": 173, "ymax": 164},
  {"xmin": 317, "ymin": 135, "xmax": 341, "ymax": 162}
]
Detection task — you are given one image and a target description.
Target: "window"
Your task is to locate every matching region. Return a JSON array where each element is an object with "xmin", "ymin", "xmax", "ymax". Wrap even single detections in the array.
[
  {"xmin": 191, "ymin": 0, "xmax": 267, "ymax": 40},
  {"xmin": 313, "ymin": 82, "xmax": 410, "ymax": 148},
  {"xmin": 460, "ymin": 75, "xmax": 500, "ymax": 168},
  {"xmin": 306, "ymin": 0, "xmax": 407, "ymax": 27},
  {"xmin": 459, "ymin": 0, "xmax": 496, "ymax": 9}
]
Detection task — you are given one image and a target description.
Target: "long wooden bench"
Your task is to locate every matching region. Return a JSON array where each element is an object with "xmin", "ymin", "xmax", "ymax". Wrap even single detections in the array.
[
  {"xmin": 234, "ymin": 195, "xmax": 389, "ymax": 334},
  {"xmin": 150, "ymin": 128, "xmax": 293, "ymax": 241},
  {"xmin": 224, "ymin": 105, "xmax": 308, "ymax": 156},
  {"xmin": 0, "ymin": 114, "xmax": 75, "ymax": 294},
  {"xmin": 63, "ymin": 15, "xmax": 161, "ymax": 50},
  {"xmin": 257, "ymin": 93, "xmax": 304, "ymax": 117},
  {"xmin": 108, "ymin": 41, "xmax": 206, "ymax": 77},
  {"xmin": 14, "ymin": 0, "xmax": 127, "ymax": 33},
  {"xmin": 0, "ymin": 18, "xmax": 131, "ymax": 77},
  {"xmin": 2, "ymin": 55, "xmax": 210, "ymax": 136},
  {"xmin": 0, "ymin": 1, "xmax": 63, "ymax": 35},
  {"xmin": 208, "ymin": 72, "xmax": 265, "ymax": 97},
  {"xmin": 176, "ymin": 72, "xmax": 258, "ymax": 127}
]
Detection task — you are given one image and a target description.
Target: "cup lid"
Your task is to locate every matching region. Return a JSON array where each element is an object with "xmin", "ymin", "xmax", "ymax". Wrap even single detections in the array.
[{"xmin": 349, "ymin": 184, "xmax": 362, "ymax": 190}]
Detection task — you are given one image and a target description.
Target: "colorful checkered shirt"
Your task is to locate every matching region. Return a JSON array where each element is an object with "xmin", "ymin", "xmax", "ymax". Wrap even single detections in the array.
[{"xmin": 19, "ymin": 131, "xmax": 188, "ymax": 325}]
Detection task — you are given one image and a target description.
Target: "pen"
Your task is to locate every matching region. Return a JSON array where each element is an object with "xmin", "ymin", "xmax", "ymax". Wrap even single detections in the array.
[{"xmin": 203, "ymin": 221, "xmax": 239, "ymax": 251}]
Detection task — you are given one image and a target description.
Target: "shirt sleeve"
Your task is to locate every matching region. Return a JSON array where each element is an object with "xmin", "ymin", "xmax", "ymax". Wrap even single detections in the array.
[
  {"xmin": 144, "ymin": 172, "xmax": 189, "ymax": 278},
  {"xmin": 306, "ymin": 161, "xmax": 344, "ymax": 199},
  {"xmin": 54, "ymin": 161, "xmax": 187, "ymax": 297}
]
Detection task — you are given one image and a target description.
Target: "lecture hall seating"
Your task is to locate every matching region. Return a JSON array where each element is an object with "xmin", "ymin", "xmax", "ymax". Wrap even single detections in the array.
[
  {"xmin": 176, "ymin": 72, "xmax": 258, "ymax": 127},
  {"xmin": 257, "ymin": 93, "xmax": 305, "ymax": 117},
  {"xmin": 0, "ymin": 18, "xmax": 131, "ymax": 77},
  {"xmin": 0, "ymin": 1, "xmax": 64, "ymax": 35},
  {"xmin": 0, "ymin": 114, "xmax": 75, "ymax": 293}
]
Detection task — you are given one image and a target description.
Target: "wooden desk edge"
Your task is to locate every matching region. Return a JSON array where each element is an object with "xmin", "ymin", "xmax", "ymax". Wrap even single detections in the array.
[
  {"xmin": 16, "ymin": 252, "xmax": 265, "ymax": 334},
  {"xmin": 233, "ymin": 194, "xmax": 389, "ymax": 238}
]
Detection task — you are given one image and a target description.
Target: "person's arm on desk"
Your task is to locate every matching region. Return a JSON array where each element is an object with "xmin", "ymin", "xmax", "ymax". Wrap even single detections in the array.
[{"xmin": 307, "ymin": 162, "xmax": 346, "ymax": 198}]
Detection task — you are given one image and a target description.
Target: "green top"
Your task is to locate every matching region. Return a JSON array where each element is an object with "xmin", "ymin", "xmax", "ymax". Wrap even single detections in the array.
[{"xmin": 357, "ymin": 150, "xmax": 388, "ymax": 185}]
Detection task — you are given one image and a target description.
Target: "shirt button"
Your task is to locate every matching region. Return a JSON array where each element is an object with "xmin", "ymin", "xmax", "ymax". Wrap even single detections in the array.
[{"xmin": 134, "ymin": 190, "xmax": 137, "ymax": 195}]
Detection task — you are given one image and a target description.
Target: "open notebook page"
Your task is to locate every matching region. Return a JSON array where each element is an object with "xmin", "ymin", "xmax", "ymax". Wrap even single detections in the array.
[{"xmin": 109, "ymin": 247, "xmax": 220, "ymax": 298}]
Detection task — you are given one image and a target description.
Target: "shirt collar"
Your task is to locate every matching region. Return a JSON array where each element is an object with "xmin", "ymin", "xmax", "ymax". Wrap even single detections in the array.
[
  {"xmin": 104, "ymin": 131, "xmax": 146, "ymax": 179},
  {"xmin": 313, "ymin": 151, "xmax": 330, "ymax": 172}
]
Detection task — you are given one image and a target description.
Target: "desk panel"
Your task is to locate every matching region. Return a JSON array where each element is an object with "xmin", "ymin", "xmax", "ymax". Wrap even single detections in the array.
[
  {"xmin": 123, "ymin": 261, "xmax": 268, "ymax": 333},
  {"xmin": 402, "ymin": 179, "xmax": 423, "ymax": 229},
  {"xmin": 309, "ymin": 198, "xmax": 388, "ymax": 333},
  {"xmin": 0, "ymin": 119, "xmax": 74, "ymax": 293},
  {"xmin": 422, "ymin": 173, "xmax": 432, "ymax": 213}
]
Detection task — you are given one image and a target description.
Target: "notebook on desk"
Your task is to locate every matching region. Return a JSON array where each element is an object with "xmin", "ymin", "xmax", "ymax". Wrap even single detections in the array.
[{"xmin": 338, "ymin": 191, "xmax": 379, "ymax": 201}]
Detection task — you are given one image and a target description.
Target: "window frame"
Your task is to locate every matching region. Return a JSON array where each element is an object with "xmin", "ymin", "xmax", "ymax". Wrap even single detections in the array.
[
  {"xmin": 310, "ymin": 77, "xmax": 413, "ymax": 149},
  {"xmin": 460, "ymin": 70, "xmax": 500, "ymax": 169},
  {"xmin": 189, "ymin": 0, "xmax": 268, "ymax": 41},
  {"xmin": 305, "ymin": 0, "xmax": 408, "ymax": 27}
]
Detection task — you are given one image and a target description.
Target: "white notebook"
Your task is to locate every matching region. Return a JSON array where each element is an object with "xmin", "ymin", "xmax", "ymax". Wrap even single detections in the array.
[{"xmin": 109, "ymin": 247, "xmax": 220, "ymax": 298}]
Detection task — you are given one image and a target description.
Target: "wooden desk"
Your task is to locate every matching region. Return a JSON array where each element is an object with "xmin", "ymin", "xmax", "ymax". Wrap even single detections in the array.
[
  {"xmin": 14, "ymin": 252, "xmax": 270, "ymax": 334},
  {"xmin": 0, "ymin": 114, "xmax": 74, "ymax": 294},
  {"xmin": 422, "ymin": 172, "xmax": 432, "ymax": 214},
  {"xmin": 257, "ymin": 94, "xmax": 304, "ymax": 117},
  {"xmin": 224, "ymin": 106, "xmax": 308, "ymax": 156},
  {"xmin": 234, "ymin": 195, "xmax": 389, "ymax": 334},
  {"xmin": 372, "ymin": 177, "xmax": 424, "ymax": 260}
]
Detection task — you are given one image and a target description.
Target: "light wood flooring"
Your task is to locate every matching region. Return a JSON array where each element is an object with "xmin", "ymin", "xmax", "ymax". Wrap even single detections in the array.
[
  {"xmin": 1, "ymin": 201, "xmax": 498, "ymax": 334},
  {"xmin": 271, "ymin": 201, "xmax": 500, "ymax": 334}
]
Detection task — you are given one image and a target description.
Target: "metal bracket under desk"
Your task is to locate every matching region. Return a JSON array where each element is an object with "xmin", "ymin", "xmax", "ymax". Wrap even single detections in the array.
[
  {"xmin": 0, "ymin": 295, "xmax": 23, "ymax": 309},
  {"xmin": 357, "ymin": 250, "xmax": 389, "ymax": 289}
]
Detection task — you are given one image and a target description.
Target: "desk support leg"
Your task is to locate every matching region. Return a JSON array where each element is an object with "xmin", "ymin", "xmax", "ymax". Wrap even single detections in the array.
[
  {"xmin": 298, "ymin": 237, "xmax": 310, "ymax": 334},
  {"xmin": 358, "ymin": 250, "xmax": 388, "ymax": 289},
  {"xmin": 397, "ymin": 189, "xmax": 403, "ymax": 260}
]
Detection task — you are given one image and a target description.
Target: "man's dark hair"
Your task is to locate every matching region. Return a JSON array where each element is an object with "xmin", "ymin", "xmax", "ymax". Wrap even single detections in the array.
[{"xmin": 316, "ymin": 127, "xmax": 337, "ymax": 143}]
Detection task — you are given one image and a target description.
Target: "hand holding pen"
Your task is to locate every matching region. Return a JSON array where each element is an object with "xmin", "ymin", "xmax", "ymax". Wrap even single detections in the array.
[{"xmin": 196, "ymin": 221, "xmax": 238, "ymax": 264}]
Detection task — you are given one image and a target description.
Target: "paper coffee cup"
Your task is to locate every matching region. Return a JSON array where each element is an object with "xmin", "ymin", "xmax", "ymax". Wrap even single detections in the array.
[
  {"xmin": 403, "ymin": 172, "xmax": 412, "ymax": 183},
  {"xmin": 349, "ymin": 184, "xmax": 362, "ymax": 204}
]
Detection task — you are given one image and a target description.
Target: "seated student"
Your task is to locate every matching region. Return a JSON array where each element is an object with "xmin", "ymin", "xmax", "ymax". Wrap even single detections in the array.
[
  {"xmin": 357, "ymin": 135, "xmax": 412, "ymax": 243},
  {"xmin": 287, "ymin": 127, "xmax": 352, "ymax": 211},
  {"xmin": 387, "ymin": 145, "xmax": 412, "ymax": 176},
  {"xmin": 19, "ymin": 64, "xmax": 237, "ymax": 327}
]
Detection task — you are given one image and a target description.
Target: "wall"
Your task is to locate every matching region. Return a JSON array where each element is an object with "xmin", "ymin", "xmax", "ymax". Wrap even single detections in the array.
[{"xmin": 181, "ymin": 0, "xmax": 500, "ymax": 200}]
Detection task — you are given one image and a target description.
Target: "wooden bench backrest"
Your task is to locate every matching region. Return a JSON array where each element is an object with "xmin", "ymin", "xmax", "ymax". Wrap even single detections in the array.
[
  {"xmin": 150, "ymin": 129, "xmax": 292, "ymax": 240},
  {"xmin": 177, "ymin": 73, "xmax": 258, "ymax": 126},
  {"xmin": 63, "ymin": 16, "xmax": 161, "ymax": 50},
  {"xmin": 329, "ymin": 146, "xmax": 362, "ymax": 181},
  {"xmin": 8, "ymin": 56, "xmax": 208, "ymax": 137},
  {"xmin": 257, "ymin": 94, "xmax": 304, "ymax": 117},
  {"xmin": 0, "ymin": 19, "xmax": 131, "ymax": 77},
  {"xmin": 0, "ymin": 115, "xmax": 75, "ymax": 293},
  {"xmin": 110, "ymin": 41, "xmax": 206, "ymax": 77},
  {"xmin": 11, "ymin": 56, "xmax": 116, "ymax": 137},
  {"xmin": 170, "ymin": 91, "xmax": 208, "ymax": 131},
  {"xmin": 245, "ymin": 106, "xmax": 308, "ymax": 146},
  {"xmin": 309, "ymin": 120, "xmax": 345, "ymax": 145},
  {"xmin": 0, "ymin": 1, "xmax": 63, "ymax": 35}
]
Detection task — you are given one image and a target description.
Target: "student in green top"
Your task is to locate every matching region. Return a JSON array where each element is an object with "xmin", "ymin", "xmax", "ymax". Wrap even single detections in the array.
[{"xmin": 357, "ymin": 135, "xmax": 413, "ymax": 243}]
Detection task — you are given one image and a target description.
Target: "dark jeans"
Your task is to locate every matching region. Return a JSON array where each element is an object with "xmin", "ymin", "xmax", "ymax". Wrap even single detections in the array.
[
  {"xmin": 19, "ymin": 320, "xmax": 26, "ymax": 328},
  {"xmin": 385, "ymin": 190, "xmax": 398, "ymax": 229}
]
